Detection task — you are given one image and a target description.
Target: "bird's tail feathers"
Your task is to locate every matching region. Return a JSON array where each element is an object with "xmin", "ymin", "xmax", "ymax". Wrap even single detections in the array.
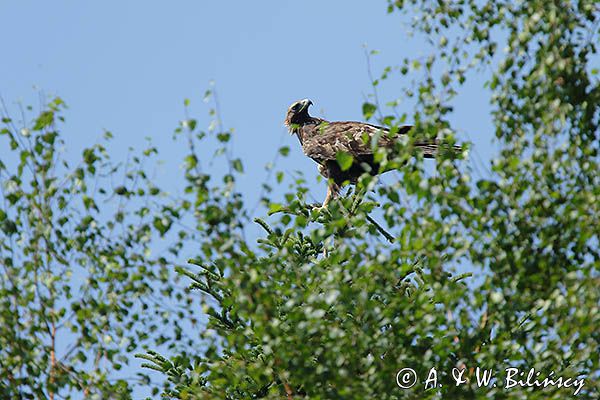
[{"xmin": 414, "ymin": 141, "xmax": 462, "ymax": 159}]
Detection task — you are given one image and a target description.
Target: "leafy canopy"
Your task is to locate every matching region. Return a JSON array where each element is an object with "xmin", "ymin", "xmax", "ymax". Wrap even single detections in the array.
[{"xmin": 139, "ymin": 1, "xmax": 599, "ymax": 399}]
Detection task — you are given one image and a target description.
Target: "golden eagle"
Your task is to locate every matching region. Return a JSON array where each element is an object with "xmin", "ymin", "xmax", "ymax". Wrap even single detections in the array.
[{"xmin": 284, "ymin": 98, "xmax": 461, "ymax": 207}]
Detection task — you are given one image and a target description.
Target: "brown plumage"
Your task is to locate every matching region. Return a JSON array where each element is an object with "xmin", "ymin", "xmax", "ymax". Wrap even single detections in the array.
[{"xmin": 284, "ymin": 99, "xmax": 460, "ymax": 207}]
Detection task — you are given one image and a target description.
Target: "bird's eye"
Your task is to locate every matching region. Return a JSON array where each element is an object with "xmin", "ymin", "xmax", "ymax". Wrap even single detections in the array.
[{"xmin": 292, "ymin": 104, "xmax": 300, "ymax": 111}]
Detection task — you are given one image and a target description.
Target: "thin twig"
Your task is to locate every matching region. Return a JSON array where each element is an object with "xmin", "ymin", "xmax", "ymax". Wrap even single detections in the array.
[
  {"xmin": 363, "ymin": 48, "xmax": 384, "ymax": 121},
  {"xmin": 365, "ymin": 215, "xmax": 395, "ymax": 243}
]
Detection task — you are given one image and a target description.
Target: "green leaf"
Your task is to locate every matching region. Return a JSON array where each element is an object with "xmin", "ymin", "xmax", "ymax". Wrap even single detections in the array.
[
  {"xmin": 217, "ymin": 132, "xmax": 230, "ymax": 143},
  {"xmin": 278, "ymin": 146, "xmax": 290, "ymax": 156},
  {"xmin": 1, "ymin": 219, "xmax": 17, "ymax": 235},
  {"xmin": 362, "ymin": 102, "xmax": 377, "ymax": 120},
  {"xmin": 232, "ymin": 159, "xmax": 244, "ymax": 173},
  {"xmin": 268, "ymin": 203, "xmax": 284, "ymax": 214},
  {"xmin": 33, "ymin": 110, "xmax": 54, "ymax": 130},
  {"xmin": 336, "ymin": 152, "xmax": 354, "ymax": 171}
]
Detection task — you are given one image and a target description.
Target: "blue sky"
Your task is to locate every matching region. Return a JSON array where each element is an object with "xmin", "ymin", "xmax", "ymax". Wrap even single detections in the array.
[
  {"xmin": 2, "ymin": 1, "xmax": 496, "ymax": 396},
  {"xmin": 2, "ymin": 1, "xmax": 496, "ymax": 205}
]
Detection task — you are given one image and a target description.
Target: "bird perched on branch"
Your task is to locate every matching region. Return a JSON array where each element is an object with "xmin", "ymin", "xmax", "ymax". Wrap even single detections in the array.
[{"xmin": 284, "ymin": 98, "xmax": 461, "ymax": 207}]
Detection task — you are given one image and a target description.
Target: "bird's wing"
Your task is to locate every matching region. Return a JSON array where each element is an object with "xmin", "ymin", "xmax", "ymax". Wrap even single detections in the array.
[{"xmin": 301, "ymin": 121, "xmax": 412, "ymax": 162}]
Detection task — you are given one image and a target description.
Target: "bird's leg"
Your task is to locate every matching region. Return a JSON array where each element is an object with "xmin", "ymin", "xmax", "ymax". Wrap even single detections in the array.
[
  {"xmin": 322, "ymin": 185, "xmax": 334, "ymax": 207},
  {"xmin": 314, "ymin": 182, "xmax": 340, "ymax": 210}
]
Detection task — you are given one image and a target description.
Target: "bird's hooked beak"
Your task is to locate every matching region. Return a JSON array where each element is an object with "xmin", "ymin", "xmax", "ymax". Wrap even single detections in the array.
[{"xmin": 299, "ymin": 98, "xmax": 313, "ymax": 111}]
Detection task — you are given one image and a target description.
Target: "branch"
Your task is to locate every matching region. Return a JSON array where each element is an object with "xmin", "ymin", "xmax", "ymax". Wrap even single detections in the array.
[{"xmin": 365, "ymin": 215, "xmax": 394, "ymax": 243}]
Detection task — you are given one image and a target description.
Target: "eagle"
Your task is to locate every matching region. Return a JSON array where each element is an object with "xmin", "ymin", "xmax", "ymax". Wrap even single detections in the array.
[{"xmin": 284, "ymin": 98, "xmax": 461, "ymax": 207}]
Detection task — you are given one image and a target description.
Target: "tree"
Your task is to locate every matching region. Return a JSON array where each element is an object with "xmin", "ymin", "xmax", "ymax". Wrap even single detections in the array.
[
  {"xmin": 0, "ymin": 97, "xmax": 206, "ymax": 398},
  {"xmin": 139, "ymin": 1, "xmax": 599, "ymax": 399}
]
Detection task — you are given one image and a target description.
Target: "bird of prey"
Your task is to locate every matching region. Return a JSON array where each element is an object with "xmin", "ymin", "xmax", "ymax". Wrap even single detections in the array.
[{"xmin": 284, "ymin": 98, "xmax": 460, "ymax": 207}]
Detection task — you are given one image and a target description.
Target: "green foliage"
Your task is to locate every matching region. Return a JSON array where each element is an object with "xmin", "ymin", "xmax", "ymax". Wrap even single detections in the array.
[
  {"xmin": 362, "ymin": 102, "xmax": 377, "ymax": 120},
  {"xmin": 0, "ymin": 98, "xmax": 209, "ymax": 398},
  {"xmin": 139, "ymin": 1, "xmax": 599, "ymax": 399},
  {"xmin": 335, "ymin": 151, "xmax": 354, "ymax": 171},
  {"xmin": 2, "ymin": 1, "xmax": 598, "ymax": 399}
]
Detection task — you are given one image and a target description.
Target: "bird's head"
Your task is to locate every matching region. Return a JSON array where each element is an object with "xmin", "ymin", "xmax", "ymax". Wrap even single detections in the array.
[{"xmin": 284, "ymin": 98, "xmax": 313, "ymax": 134}]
